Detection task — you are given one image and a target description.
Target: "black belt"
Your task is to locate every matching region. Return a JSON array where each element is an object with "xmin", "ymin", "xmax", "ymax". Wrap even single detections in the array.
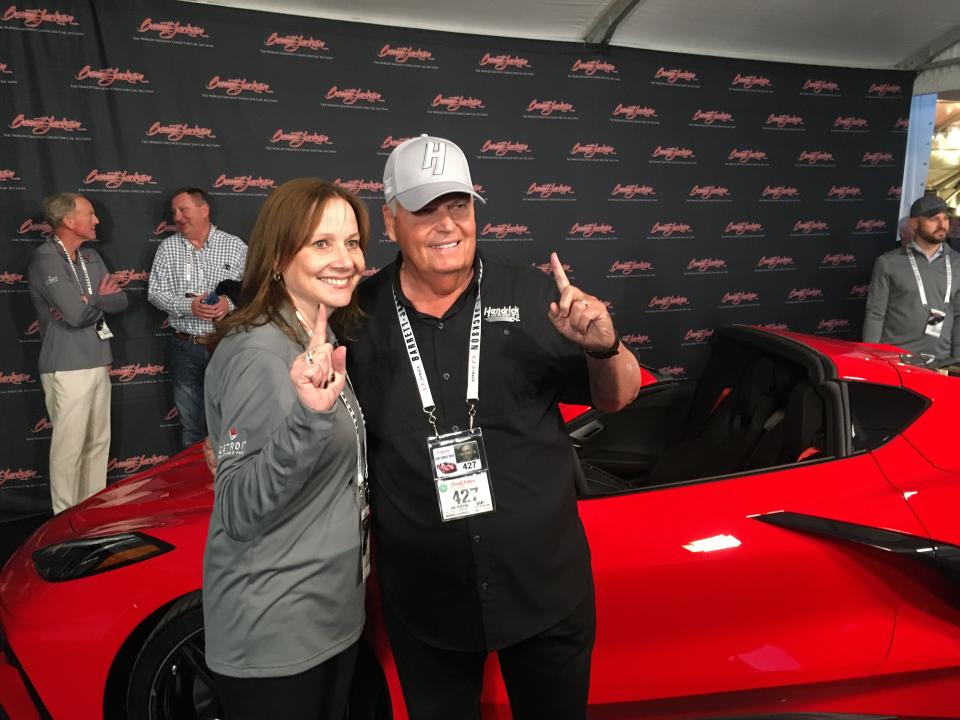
[{"xmin": 173, "ymin": 331, "xmax": 207, "ymax": 345}]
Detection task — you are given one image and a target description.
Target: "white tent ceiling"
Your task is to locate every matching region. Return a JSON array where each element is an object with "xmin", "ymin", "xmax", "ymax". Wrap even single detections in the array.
[{"xmin": 181, "ymin": 0, "xmax": 960, "ymax": 80}]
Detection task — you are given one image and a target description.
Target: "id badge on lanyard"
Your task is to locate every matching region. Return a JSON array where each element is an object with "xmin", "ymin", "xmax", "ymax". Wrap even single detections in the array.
[{"xmin": 428, "ymin": 428, "xmax": 495, "ymax": 521}]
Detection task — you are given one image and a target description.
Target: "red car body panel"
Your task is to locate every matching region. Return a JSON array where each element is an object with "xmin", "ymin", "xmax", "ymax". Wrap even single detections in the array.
[{"xmin": 3, "ymin": 327, "xmax": 960, "ymax": 719}]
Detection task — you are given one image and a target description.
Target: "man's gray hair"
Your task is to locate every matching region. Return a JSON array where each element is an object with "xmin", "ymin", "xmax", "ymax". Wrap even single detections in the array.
[{"xmin": 42, "ymin": 193, "xmax": 82, "ymax": 229}]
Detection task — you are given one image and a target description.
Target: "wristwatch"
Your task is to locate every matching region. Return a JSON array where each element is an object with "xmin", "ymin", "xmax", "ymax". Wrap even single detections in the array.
[{"xmin": 586, "ymin": 331, "xmax": 621, "ymax": 359}]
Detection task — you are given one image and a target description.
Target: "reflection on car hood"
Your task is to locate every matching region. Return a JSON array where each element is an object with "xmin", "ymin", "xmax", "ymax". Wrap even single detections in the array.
[{"xmin": 68, "ymin": 444, "xmax": 213, "ymax": 537}]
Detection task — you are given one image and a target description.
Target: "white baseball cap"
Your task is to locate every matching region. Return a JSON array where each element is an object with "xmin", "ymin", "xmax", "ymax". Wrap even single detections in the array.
[{"xmin": 383, "ymin": 134, "xmax": 486, "ymax": 211}]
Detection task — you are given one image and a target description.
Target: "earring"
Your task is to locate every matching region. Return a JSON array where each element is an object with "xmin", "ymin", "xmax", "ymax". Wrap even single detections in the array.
[{"xmin": 273, "ymin": 271, "xmax": 281, "ymax": 281}]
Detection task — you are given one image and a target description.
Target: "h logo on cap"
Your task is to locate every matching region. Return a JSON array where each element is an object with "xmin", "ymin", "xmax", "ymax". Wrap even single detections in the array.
[{"xmin": 422, "ymin": 141, "xmax": 447, "ymax": 175}]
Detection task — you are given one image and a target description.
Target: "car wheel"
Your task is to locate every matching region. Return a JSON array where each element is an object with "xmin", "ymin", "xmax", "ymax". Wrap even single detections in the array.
[
  {"xmin": 125, "ymin": 592, "xmax": 218, "ymax": 720},
  {"xmin": 125, "ymin": 591, "xmax": 391, "ymax": 720}
]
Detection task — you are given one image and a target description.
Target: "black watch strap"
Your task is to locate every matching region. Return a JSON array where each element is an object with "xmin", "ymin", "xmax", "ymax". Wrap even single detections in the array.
[{"xmin": 585, "ymin": 331, "xmax": 621, "ymax": 359}]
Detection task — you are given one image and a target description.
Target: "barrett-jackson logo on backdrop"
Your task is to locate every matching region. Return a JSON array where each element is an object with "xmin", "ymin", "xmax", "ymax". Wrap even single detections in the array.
[
  {"xmin": 0, "ymin": 468, "xmax": 41, "ymax": 487},
  {"xmin": 726, "ymin": 148, "xmax": 769, "ymax": 166},
  {"xmin": 23, "ymin": 318, "xmax": 39, "ymax": 340},
  {"xmin": 609, "ymin": 183, "xmax": 657, "ymax": 202},
  {"xmin": 263, "ymin": 32, "xmax": 329, "ymax": 57},
  {"xmin": 567, "ymin": 222, "xmax": 617, "ymax": 240},
  {"xmin": 72, "ymin": 65, "xmax": 151, "ymax": 92},
  {"xmin": 568, "ymin": 58, "xmax": 619, "ymax": 80},
  {"xmin": 721, "ymin": 221, "xmax": 765, "ymax": 238},
  {"xmin": 893, "ymin": 117, "xmax": 909, "ymax": 133},
  {"xmin": 816, "ymin": 318, "xmax": 852, "ymax": 334},
  {"xmin": 848, "ymin": 284, "xmax": 870, "ymax": 300},
  {"xmin": 428, "ymin": 94, "xmax": 487, "ymax": 116},
  {"xmin": 826, "ymin": 185, "xmax": 862, "ymax": 201},
  {"xmin": 13, "ymin": 218, "xmax": 53, "ymax": 242},
  {"xmin": 759, "ymin": 184, "xmax": 800, "ymax": 202},
  {"xmin": 729, "ymin": 73, "xmax": 773, "ymax": 92},
  {"xmin": 757, "ymin": 322, "xmax": 789, "ymax": 331},
  {"xmin": 681, "ymin": 328, "xmax": 714, "ymax": 346},
  {"xmin": 268, "ymin": 129, "xmax": 335, "ymax": 153},
  {"xmin": 685, "ymin": 257, "xmax": 728, "ymax": 275},
  {"xmin": 790, "ymin": 220, "xmax": 830, "ymax": 236},
  {"xmin": 887, "ymin": 185, "xmax": 903, "ymax": 200},
  {"xmin": 379, "ymin": 135, "xmax": 412, "ymax": 155},
  {"xmin": 476, "ymin": 52, "xmax": 534, "ymax": 76},
  {"xmin": 523, "ymin": 182, "xmax": 575, "ymax": 201},
  {"xmin": 687, "ymin": 185, "xmax": 732, "ymax": 202},
  {"xmin": 211, "ymin": 174, "xmax": 276, "ymax": 196},
  {"xmin": 0, "ymin": 370, "xmax": 38, "ymax": 394},
  {"xmin": 853, "ymin": 218, "xmax": 888, "ymax": 235},
  {"xmin": 801, "ymin": 78, "xmax": 841, "ymax": 96},
  {"xmin": 0, "ymin": 61, "xmax": 15, "ymax": 85},
  {"xmin": 820, "ymin": 252, "xmax": 857, "ymax": 269},
  {"xmin": 479, "ymin": 222, "xmax": 532, "ymax": 242},
  {"xmin": 651, "ymin": 66, "xmax": 699, "ymax": 87},
  {"xmin": 646, "ymin": 295, "xmax": 691, "ymax": 313},
  {"xmin": 795, "ymin": 150, "xmax": 836, "ymax": 167},
  {"xmin": 376, "ymin": 44, "xmax": 437, "ymax": 68},
  {"xmin": 867, "ymin": 82, "xmax": 903, "ymax": 99},
  {"xmin": 649, "ymin": 145, "xmax": 696, "ymax": 165},
  {"xmin": 647, "ymin": 221, "xmax": 694, "ymax": 239},
  {"xmin": 153, "ymin": 220, "xmax": 176, "ymax": 237},
  {"xmin": 29, "ymin": 416, "xmax": 52, "ymax": 437},
  {"xmin": 110, "ymin": 362, "xmax": 166, "ymax": 385},
  {"xmin": 568, "ymin": 142, "xmax": 618, "ymax": 162},
  {"xmin": 606, "ymin": 259, "xmax": 655, "ymax": 278},
  {"xmin": 832, "ymin": 115, "xmax": 869, "ymax": 132},
  {"xmin": 764, "ymin": 113, "xmax": 805, "ymax": 131},
  {"xmin": 322, "ymin": 86, "xmax": 387, "ymax": 111},
  {"xmin": 719, "ymin": 291, "xmax": 760, "ymax": 308},
  {"xmin": 160, "ymin": 406, "xmax": 179, "ymax": 428},
  {"xmin": 756, "ymin": 255, "xmax": 795, "ymax": 272},
  {"xmin": 622, "ymin": 333, "xmax": 652, "ymax": 349},
  {"xmin": 144, "ymin": 121, "xmax": 219, "ymax": 147},
  {"xmin": 523, "ymin": 99, "xmax": 577, "ymax": 119},
  {"xmin": 785, "ymin": 287, "xmax": 824, "ymax": 304},
  {"xmin": 2, "ymin": 6, "xmax": 79, "ymax": 32},
  {"xmin": 0, "ymin": 270, "xmax": 28, "ymax": 293},
  {"xmin": 610, "ymin": 103, "xmax": 659, "ymax": 124},
  {"xmin": 137, "ymin": 17, "xmax": 210, "ymax": 43},
  {"xmin": 531, "ymin": 260, "xmax": 572, "ymax": 277},
  {"xmin": 477, "ymin": 139, "xmax": 533, "ymax": 160},
  {"xmin": 107, "ymin": 454, "xmax": 169, "ymax": 478},
  {"xmin": 659, "ymin": 365, "xmax": 687, "ymax": 378},
  {"xmin": 82, "ymin": 170, "xmax": 159, "ymax": 193},
  {"xmin": 7, "ymin": 112, "xmax": 89, "ymax": 140},
  {"xmin": 204, "ymin": 76, "xmax": 276, "ymax": 103},
  {"xmin": 334, "ymin": 178, "xmax": 383, "ymax": 199},
  {"xmin": 0, "ymin": 167, "xmax": 24, "ymax": 191},
  {"xmin": 112, "ymin": 269, "xmax": 149, "ymax": 288},
  {"xmin": 861, "ymin": 151, "xmax": 895, "ymax": 167},
  {"xmin": 689, "ymin": 109, "xmax": 736, "ymax": 128}
]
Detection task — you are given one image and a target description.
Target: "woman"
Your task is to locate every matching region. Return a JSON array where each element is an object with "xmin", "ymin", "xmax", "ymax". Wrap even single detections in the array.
[{"xmin": 202, "ymin": 178, "xmax": 369, "ymax": 719}]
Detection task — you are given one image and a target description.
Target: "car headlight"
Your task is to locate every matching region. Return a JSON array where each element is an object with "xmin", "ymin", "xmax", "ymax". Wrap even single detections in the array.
[{"xmin": 32, "ymin": 533, "xmax": 174, "ymax": 582}]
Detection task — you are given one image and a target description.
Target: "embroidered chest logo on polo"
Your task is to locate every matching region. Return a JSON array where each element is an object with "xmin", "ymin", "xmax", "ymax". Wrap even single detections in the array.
[{"xmin": 483, "ymin": 305, "xmax": 520, "ymax": 323}]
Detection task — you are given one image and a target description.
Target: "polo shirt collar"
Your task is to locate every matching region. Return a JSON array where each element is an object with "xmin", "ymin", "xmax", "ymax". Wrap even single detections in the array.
[{"xmin": 910, "ymin": 240, "xmax": 944, "ymax": 263}]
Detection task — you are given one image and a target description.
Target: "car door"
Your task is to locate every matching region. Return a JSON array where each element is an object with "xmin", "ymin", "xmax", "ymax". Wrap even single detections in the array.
[{"xmin": 577, "ymin": 451, "xmax": 928, "ymax": 715}]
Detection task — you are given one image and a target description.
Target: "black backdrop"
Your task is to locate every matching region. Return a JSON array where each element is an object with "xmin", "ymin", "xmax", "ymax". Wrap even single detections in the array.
[{"xmin": 0, "ymin": 0, "xmax": 914, "ymax": 519}]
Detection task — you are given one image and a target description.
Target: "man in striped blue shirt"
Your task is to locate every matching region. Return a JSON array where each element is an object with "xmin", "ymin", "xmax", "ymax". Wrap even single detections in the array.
[{"xmin": 148, "ymin": 187, "xmax": 246, "ymax": 447}]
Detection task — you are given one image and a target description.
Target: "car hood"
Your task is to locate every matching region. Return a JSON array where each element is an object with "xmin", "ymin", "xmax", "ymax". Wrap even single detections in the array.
[{"xmin": 67, "ymin": 444, "xmax": 213, "ymax": 537}]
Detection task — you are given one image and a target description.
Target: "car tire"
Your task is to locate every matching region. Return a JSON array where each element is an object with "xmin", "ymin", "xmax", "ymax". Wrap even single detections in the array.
[
  {"xmin": 125, "ymin": 591, "xmax": 391, "ymax": 720},
  {"xmin": 125, "ymin": 592, "xmax": 217, "ymax": 720}
]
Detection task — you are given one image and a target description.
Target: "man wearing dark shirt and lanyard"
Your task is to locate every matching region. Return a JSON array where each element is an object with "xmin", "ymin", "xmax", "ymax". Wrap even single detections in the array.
[{"xmin": 346, "ymin": 135, "xmax": 641, "ymax": 719}]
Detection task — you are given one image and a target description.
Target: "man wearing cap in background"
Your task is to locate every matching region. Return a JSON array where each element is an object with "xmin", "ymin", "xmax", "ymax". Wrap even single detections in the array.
[
  {"xmin": 864, "ymin": 194, "xmax": 960, "ymax": 362},
  {"xmin": 345, "ymin": 134, "xmax": 641, "ymax": 719},
  {"xmin": 148, "ymin": 187, "xmax": 246, "ymax": 448}
]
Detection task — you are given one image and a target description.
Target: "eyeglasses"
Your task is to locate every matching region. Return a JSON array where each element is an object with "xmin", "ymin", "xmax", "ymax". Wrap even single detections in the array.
[{"xmin": 408, "ymin": 197, "xmax": 473, "ymax": 225}]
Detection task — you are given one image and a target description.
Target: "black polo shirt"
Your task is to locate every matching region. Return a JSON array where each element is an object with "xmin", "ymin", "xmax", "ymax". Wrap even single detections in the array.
[{"xmin": 345, "ymin": 251, "xmax": 593, "ymax": 651}]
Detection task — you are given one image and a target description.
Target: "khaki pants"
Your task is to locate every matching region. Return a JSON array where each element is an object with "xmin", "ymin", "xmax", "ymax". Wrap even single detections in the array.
[{"xmin": 40, "ymin": 366, "xmax": 111, "ymax": 514}]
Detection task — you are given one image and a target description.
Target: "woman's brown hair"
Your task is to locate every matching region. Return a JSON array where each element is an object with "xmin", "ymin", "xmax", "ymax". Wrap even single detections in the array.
[{"xmin": 208, "ymin": 178, "xmax": 370, "ymax": 349}]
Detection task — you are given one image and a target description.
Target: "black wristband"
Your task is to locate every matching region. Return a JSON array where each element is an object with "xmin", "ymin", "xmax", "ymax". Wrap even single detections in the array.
[{"xmin": 585, "ymin": 331, "xmax": 621, "ymax": 359}]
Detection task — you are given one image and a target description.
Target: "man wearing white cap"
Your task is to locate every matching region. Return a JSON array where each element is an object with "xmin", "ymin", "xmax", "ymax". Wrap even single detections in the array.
[{"xmin": 346, "ymin": 134, "xmax": 641, "ymax": 719}]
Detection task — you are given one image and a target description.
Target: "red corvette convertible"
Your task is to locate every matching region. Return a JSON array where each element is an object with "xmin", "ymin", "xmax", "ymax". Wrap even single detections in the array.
[{"xmin": 2, "ymin": 325, "xmax": 960, "ymax": 720}]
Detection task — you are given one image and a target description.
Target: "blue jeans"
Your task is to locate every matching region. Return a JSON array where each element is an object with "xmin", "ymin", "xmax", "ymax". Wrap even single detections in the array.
[{"xmin": 168, "ymin": 335, "xmax": 210, "ymax": 448}]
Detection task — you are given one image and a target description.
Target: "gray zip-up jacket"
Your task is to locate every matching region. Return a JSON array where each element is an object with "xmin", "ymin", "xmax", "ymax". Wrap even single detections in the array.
[
  {"xmin": 27, "ymin": 239, "xmax": 128, "ymax": 373},
  {"xmin": 863, "ymin": 243, "xmax": 960, "ymax": 360},
  {"xmin": 203, "ymin": 313, "xmax": 366, "ymax": 678}
]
